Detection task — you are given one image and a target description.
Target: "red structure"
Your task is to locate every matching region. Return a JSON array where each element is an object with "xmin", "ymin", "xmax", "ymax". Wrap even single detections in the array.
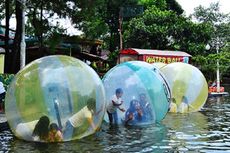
[{"xmin": 119, "ymin": 48, "xmax": 192, "ymax": 64}]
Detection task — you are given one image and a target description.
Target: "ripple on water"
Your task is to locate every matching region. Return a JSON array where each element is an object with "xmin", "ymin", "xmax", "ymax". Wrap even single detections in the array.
[{"xmin": 1, "ymin": 96, "xmax": 230, "ymax": 152}]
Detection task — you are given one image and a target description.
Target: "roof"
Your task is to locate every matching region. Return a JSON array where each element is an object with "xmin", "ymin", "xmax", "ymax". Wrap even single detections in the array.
[{"xmin": 120, "ymin": 48, "xmax": 192, "ymax": 57}]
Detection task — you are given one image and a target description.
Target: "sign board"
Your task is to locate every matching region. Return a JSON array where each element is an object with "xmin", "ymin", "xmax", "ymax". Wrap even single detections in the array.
[
  {"xmin": 144, "ymin": 55, "xmax": 189, "ymax": 64},
  {"xmin": 122, "ymin": 5, "xmax": 144, "ymax": 18},
  {"xmin": 119, "ymin": 48, "xmax": 191, "ymax": 64}
]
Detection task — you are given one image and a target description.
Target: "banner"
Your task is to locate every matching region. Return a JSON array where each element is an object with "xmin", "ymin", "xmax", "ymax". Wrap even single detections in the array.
[{"xmin": 144, "ymin": 55, "xmax": 189, "ymax": 64}]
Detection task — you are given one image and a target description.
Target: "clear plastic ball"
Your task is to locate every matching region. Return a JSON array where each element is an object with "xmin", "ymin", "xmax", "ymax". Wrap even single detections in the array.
[
  {"xmin": 5, "ymin": 55, "xmax": 106, "ymax": 142},
  {"xmin": 102, "ymin": 61, "xmax": 170, "ymax": 125},
  {"xmin": 160, "ymin": 62, "xmax": 208, "ymax": 113},
  {"xmin": 152, "ymin": 62, "xmax": 167, "ymax": 69}
]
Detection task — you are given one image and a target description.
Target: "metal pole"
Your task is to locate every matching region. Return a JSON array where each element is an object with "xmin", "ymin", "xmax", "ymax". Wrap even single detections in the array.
[
  {"xmin": 216, "ymin": 38, "xmax": 220, "ymax": 92},
  {"xmin": 20, "ymin": 0, "xmax": 26, "ymax": 69}
]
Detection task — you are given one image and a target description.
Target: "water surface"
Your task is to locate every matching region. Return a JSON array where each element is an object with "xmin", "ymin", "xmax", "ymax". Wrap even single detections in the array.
[{"xmin": 1, "ymin": 96, "xmax": 230, "ymax": 153}]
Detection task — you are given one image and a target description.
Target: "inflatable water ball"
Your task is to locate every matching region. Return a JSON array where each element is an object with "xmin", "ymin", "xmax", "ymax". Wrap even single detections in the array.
[
  {"xmin": 102, "ymin": 61, "xmax": 170, "ymax": 125},
  {"xmin": 134, "ymin": 62, "xmax": 171, "ymax": 106},
  {"xmin": 147, "ymin": 64, "xmax": 171, "ymax": 102},
  {"xmin": 5, "ymin": 55, "xmax": 106, "ymax": 142},
  {"xmin": 152, "ymin": 62, "xmax": 167, "ymax": 69},
  {"xmin": 160, "ymin": 62, "xmax": 208, "ymax": 113}
]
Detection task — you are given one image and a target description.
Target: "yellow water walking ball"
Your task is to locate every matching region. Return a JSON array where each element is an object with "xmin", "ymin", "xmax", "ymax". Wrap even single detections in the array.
[
  {"xmin": 5, "ymin": 55, "xmax": 106, "ymax": 142},
  {"xmin": 160, "ymin": 62, "xmax": 208, "ymax": 113}
]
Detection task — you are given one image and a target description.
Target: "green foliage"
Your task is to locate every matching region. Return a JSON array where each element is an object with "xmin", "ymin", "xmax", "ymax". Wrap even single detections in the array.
[
  {"xmin": 124, "ymin": 6, "xmax": 211, "ymax": 55},
  {"xmin": 0, "ymin": 73, "xmax": 14, "ymax": 90},
  {"xmin": 165, "ymin": 0, "xmax": 183, "ymax": 15},
  {"xmin": 80, "ymin": 17, "xmax": 109, "ymax": 40},
  {"xmin": 192, "ymin": 50, "xmax": 230, "ymax": 81},
  {"xmin": 45, "ymin": 32, "xmax": 62, "ymax": 54},
  {"xmin": 0, "ymin": 1, "xmax": 14, "ymax": 20},
  {"xmin": 173, "ymin": 20, "xmax": 213, "ymax": 55},
  {"xmin": 138, "ymin": 0, "xmax": 167, "ymax": 10},
  {"xmin": 0, "ymin": 3, "xmax": 5, "ymax": 20},
  {"xmin": 107, "ymin": 49, "xmax": 120, "ymax": 68},
  {"xmin": 192, "ymin": 2, "xmax": 228, "ymax": 24},
  {"xmin": 138, "ymin": 0, "xmax": 183, "ymax": 14},
  {"xmin": 1, "ymin": 0, "xmax": 229, "ymax": 78},
  {"xmin": 191, "ymin": 2, "xmax": 230, "ymax": 79},
  {"xmin": 124, "ymin": 6, "xmax": 175, "ymax": 49}
]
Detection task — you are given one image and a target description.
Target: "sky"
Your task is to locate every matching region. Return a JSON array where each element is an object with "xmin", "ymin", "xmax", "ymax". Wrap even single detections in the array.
[
  {"xmin": 176, "ymin": 0, "xmax": 230, "ymax": 16},
  {"xmin": 1, "ymin": 0, "xmax": 230, "ymax": 35}
]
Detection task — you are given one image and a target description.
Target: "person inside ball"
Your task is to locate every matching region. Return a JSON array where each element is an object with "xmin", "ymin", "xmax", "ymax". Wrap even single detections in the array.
[
  {"xmin": 178, "ymin": 96, "xmax": 189, "ymax": 113},
  {"xmin": 139, "ymin": 93, "xmax": 153, "ymax": 122},
  {"xmin": 107, "ymin": 88, "xmax": 125, "ymax": 124},
  {"xmin": 48, "ymin": 123, "xmax": 63, "ymax": 142},
  {"xmin": 124, "ymin": 99, "xmax": 143, "ymax": 125},
  {"xmin": 32, "ymin": 115, "xmax": 50, "ymax": 142},
  {"xmin": 63, "ymin": 98, "xmax": 98, "ymax": 140},
  {"xmin": 169, "ymin": 98, "xmax": 177, "ymax": 113}
]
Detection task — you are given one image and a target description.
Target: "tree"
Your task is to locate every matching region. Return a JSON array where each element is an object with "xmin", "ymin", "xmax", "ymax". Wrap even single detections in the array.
[
  {"xmin": 103, "ymin": 0, "xmax": 139, "ymax": 51},
  {"xmin": 165, "ymin": 0, "xmax": 183, "ymax": 15},
  {"xmin": 124, "ymin": 5, "xmax": 212, "ymax": 55},
  {"xmin": 138, "ymin": 0, "xmax": 183, "ymax": 14},
  {"xmin": 1, "ymin": 0, "xmax": 108, "ymax": 73},
  {"xmin": 67, "ymin": 0, "xmax": 184, "ymax": 51},
  {"xmin": 1, "ymin": 1, "xmax": 15, "ymax": 73},
  {"xmin": 191, "ymin": 2, "xmax": 230, "ymax": 81},
  {"xmin": 11, "ymin": 0, "xmax": 23, "ymax": 73},
  {"xmin": 4, "ymin": 0, "xmax": 10, "ymax": 73}
]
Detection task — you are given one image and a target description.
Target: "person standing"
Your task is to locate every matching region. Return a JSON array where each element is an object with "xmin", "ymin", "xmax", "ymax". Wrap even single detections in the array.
[
  {"xmin": 0, "ymin": 81, "xmax": 6, "ymax": 112},
  {"xmin": 107, "ymin": 88, "xmax": 125, "ymax": 124}
]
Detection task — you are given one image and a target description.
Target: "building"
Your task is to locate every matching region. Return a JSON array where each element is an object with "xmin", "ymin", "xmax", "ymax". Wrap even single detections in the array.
[{"xmin": 119, "ymin": 48, "xmax": 192, "ymax": 64}]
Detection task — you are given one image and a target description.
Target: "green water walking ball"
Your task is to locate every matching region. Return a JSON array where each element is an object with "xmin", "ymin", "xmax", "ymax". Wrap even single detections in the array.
[{"xmin": 5, "ymin": 55, "xmax": 106, "ymax": 142}]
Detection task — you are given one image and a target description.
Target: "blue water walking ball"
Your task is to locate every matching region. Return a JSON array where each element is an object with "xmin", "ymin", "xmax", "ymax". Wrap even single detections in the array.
[{"xmin": 102, "ymin": 61, "xmax": 170, "ymax": 126}]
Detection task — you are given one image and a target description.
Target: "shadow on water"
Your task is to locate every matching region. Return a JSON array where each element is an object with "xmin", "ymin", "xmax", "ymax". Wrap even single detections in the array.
[{"xmin": 1, "ymin": 94, "xmax": 230, "ymax": 152}]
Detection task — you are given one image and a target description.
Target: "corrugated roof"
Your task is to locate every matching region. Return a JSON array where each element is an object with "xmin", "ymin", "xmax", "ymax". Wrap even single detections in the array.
[{"xmin": 121, "ymin": 48, "xmax": 192, "ymax": 57}]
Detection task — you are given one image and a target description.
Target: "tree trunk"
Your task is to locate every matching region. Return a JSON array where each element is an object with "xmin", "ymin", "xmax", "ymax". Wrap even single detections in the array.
[
  {"xmin": 4, "ymin": 0, "xmax": 11, "ymax": 73},
  {"xmin": 20, "ymin": 0, "xmax": 26, "ymax": 69},
  {"xmin": 11, "ymin": 0, "xmax": 23, "ymax": 73}
]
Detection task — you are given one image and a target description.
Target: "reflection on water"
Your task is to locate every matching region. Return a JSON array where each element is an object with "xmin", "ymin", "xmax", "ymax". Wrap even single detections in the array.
[{"xmin": 1, "ymin": 96, "xmax": 230, "ymax": 152}]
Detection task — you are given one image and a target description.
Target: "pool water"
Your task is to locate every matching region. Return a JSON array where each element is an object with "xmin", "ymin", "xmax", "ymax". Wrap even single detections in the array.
[{"xmin": 1, "ymin": 96, "xmax": 230, "ymax": 152}]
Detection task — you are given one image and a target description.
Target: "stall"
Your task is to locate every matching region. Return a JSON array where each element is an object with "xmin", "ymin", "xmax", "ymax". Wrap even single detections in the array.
[{"xmin": 119, "ymin": 48, "xmax": 192, "ymax": 64}]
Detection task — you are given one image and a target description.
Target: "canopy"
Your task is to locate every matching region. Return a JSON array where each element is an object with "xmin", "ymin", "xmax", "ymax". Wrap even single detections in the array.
[{"xmin": 120, "ymin": 48, "xmax": 191, "ymax": 57}]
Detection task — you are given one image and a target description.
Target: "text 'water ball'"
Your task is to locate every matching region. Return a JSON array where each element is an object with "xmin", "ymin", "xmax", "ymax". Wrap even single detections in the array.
[
  {"xmin": 160, "ymin": 62, "xmax": 208, "ymax": 113},
  {"xmin": 5, "ymin": 55, "xmax": 106, "ymax": 142},
  {"xmin": 102, "ymin": 61, "xmax": 170, "ymax": 125}
]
